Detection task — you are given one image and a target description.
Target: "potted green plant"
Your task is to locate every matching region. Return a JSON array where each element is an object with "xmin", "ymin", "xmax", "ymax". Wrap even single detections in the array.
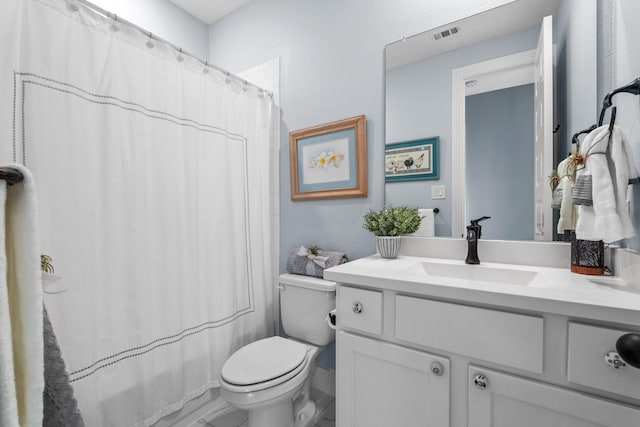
[{"xmin": 363, "ymin": 206, "xmax": 422, "ymax": 258}]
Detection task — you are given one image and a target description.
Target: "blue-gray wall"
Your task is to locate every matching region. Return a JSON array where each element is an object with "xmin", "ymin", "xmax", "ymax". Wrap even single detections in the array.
[
  {"xmin": 385, "ymin": 27, "xmax": 539, "ymax": 236},
  {"xmin": 207, "ymin": 0, "xmax": 514, "ymax": 272},
  {"xmin": 466, "ymin": 85, "xmax": 534, "ymax": 241},
  {"xmin": 598, "ymin": 0, "xmax": 640, "ymax": 251},
  {"xmin": 554, "ymin": 0, "xmax": 597, "ymax": 160}
]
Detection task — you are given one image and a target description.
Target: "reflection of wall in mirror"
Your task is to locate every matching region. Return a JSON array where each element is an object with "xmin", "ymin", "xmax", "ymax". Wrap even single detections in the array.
[
  {"xmin": 385, "ymin": 27, "xmax": 539, "ymax": 237},
  {"xmin": 466, "ymin": 84, "xmax": 534, "ymax": 241}
]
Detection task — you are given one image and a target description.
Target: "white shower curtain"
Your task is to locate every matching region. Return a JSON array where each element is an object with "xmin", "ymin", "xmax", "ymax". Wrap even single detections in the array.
[{"xmin": 1, "ymin": 0, "xmax": 276, "ymax": 425}]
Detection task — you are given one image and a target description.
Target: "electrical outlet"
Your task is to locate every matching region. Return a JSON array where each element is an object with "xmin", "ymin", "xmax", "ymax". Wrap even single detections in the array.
[{"xmin": 431, "ymin": 185, "xmax": 445, "ymax": 200}]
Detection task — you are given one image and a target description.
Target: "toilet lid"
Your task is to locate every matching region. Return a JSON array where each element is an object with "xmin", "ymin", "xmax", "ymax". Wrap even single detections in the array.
[{"xmin": 221, "ymin": 336, "xmax": 308, "ymax": 386}]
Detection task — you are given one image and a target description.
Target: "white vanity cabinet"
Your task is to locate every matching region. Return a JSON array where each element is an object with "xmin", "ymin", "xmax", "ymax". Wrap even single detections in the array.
[
  {"xmin": 337, "ymin": 331, "xmax": 450, "ymax": 427},
  {"xmin": 336, "ymin": 286, "xmax": 450, "ymax": 426},
  {"xmin": 468, "ymin": 366, "xmax": 640, "ymax": 427},
  {"xmin": 334, "ymin": 282, "xmax": 640, "ymax": 427}
]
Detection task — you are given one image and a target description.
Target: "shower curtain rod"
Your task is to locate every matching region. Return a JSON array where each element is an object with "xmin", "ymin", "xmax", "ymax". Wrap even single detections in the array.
[
  {"xmin": 0, "ymin": 167, "xmax": 24, "ymax": 185},
  {"xmin": 73, "ymin": 0, "xmax": 273, "ymax": 98}
]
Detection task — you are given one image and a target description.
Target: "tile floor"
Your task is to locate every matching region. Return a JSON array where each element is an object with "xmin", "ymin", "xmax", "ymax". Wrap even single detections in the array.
[{"xmin": 198, "ymin": 389, "xmax": 335, "ymax": 427}]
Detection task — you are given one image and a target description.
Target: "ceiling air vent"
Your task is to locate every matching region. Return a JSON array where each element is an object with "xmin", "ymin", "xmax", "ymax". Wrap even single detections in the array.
[{"xmin": 433, "ymin": 26, "xmax": 459, "ymax": 41}]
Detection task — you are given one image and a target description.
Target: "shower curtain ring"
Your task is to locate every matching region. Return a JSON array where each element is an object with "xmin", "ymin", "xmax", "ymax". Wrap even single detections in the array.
[
  {"xmin": 145, "ymin": 32, "xmax": 154, "ymax": 49},
  {"xmin": 66, "ymin": 0, "xmax": 79, "ymax": 12},
  {"xmin": 110, "ymin": 14, "xmax": 120, "ymax": 32}
]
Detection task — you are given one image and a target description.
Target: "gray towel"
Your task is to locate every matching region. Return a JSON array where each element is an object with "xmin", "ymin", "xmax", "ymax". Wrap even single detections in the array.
[
  {"xmin": 572, "ymin": 174, "xmax": 593, "ymax": 206},
  {"xmin": 43, "ymin": 306, "xmax": 85, "ymax": 427},
  {"xmin": 286, "ymin": 247, "xmax": 348, "ymax": 278}
]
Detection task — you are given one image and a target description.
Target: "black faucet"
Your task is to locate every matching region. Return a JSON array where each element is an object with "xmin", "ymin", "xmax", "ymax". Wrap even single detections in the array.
[{"xmin": 465, "ymin": 216, "xmax": 491, "ymax": 264}]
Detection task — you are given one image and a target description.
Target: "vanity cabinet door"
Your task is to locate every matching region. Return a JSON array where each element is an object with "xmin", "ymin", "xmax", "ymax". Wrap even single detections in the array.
[
  {"xmin": 468, "ymin": 366, "xmax": 640, "ymax": 427},
  {"xmin": 337, "ymin": 331, "xmax": 450, "ymax": 427}
]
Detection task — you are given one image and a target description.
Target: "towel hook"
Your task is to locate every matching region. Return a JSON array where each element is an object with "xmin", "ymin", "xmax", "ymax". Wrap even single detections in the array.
[
  {"xmin": 609, "ymin": 106, "xmax": 617, "ymax": 132},
  {"xmin": 571, "ymin": 124, "xmax": 597, "ymax": 151},
  {"xmin": 598, "ymin": 77, "xmax": 640, "ymax": 126},
  {"xmin": 0, "ymin": 167, "xmax": 24, "ymax": 185}
]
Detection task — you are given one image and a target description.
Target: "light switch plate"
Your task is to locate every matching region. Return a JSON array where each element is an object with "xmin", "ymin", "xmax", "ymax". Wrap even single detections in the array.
[{"xmin": 431, "ymin": 185, "xmax": 446, "ymax": 200}]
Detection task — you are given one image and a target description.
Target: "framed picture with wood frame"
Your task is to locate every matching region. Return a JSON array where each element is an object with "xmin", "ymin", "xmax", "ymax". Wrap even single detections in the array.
[{"xmin": 289, "ymin": 115, "xmax": 367, "ymax": 201}]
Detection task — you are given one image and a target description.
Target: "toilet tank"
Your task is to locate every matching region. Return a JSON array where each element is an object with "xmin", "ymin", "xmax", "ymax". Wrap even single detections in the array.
[{"xmin": 279, "ymin": 273, "xmax": 336, "ymax": 346}]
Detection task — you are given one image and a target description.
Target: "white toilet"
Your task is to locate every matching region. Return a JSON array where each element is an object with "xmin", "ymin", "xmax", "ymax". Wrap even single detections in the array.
[{"xmin": 219, "ymin": 273, "xmax": 336, "ymax": 427}]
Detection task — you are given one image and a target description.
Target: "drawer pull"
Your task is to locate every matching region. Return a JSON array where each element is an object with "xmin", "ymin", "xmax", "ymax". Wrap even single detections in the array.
[
  {"xmin": 352, "ymin": 302, "xmax": 363, "ymax": 314},
  {"xmin": 616, "ymin": 333, "xmax": 640, "ymax": 369},
  {"xmin": 604, "ymin": 351, "xmax": 627, "ymax": 369},
  {"xmin": 430, "ymin": 362, "xmax": 444, "ymax": 376},
  {"xmin": 473, "ymin": 374, "xmax": 488, "ymax": 390}
]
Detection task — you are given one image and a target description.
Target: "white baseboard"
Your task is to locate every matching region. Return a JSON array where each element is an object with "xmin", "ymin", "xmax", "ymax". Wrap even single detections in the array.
[{"xmin": 311, "ymin": 367, "xmax": 335, "ymax": 396}]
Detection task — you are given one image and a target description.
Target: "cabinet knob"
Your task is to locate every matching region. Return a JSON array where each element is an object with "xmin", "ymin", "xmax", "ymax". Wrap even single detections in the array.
[
  {"xmin": 430, "ymin": 362, "xmax": 444, "ymax": 376},
  {"xmin": 604, "ymin": 351, "xmax": 627, "ymax": 369},
  {"xmin": 473, "ymin": 374, "xmax": 488, "ymax": 390},
  {"xmin": 616, "ymin": 333, "xmax": 640, "ymax": 369},
  {"xmin": 352, "ymin": 302, "xmax": 363, "ymax": 314}
]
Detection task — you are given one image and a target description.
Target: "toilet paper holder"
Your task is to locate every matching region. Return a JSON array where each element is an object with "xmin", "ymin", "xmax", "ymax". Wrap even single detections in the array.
[{"xmin": 325, "ymin": 309, "xmax": 337, "ymax": 330}]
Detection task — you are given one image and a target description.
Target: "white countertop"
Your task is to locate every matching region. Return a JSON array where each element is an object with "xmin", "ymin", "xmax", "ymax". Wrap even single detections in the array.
[{"xmin": 324, "ymin": 254, "xmax": 640, "ymax": 326}]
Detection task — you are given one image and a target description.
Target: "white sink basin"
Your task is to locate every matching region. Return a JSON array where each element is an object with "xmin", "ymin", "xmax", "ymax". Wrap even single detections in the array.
[{"xmin": 404, "ymin": 261, "xmax": 539, "ymax": 286}]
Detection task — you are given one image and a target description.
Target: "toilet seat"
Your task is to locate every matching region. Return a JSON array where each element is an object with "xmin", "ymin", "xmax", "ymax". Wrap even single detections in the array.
[{"xmin": 221, "ymin": 336, "xmax": 308, "ymax": 392}]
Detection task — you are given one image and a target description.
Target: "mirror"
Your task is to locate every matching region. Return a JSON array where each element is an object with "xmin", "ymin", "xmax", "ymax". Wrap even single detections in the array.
[{"xmin": 385, "ymin": 0, "xmax": 597, "ymax": 241}]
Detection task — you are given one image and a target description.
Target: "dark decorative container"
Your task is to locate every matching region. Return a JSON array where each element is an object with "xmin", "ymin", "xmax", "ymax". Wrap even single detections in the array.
[{"xmin": 570, "ymin": 231, "xmax": 604, "ymax": 275}]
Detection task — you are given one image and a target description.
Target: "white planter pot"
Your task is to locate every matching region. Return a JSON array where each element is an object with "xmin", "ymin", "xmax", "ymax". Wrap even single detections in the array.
[{"xmin": 376, "ymin": 236, "xmax": 402, "ymax": 259}]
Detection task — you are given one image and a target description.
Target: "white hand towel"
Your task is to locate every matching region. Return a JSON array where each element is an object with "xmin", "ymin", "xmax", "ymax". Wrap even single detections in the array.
[
  {"xmin": 0, "ymin": 181, "xmax": 19, "ymax": 427},
  {"xmin": 556, "ymin": 157, "xmax": 577, "ymax": 233},
  {"xmin": 0, "ymin": 164, "xmax": 43, "ymax": 427},
  {"xmin": 576, "ymin": 125, "xmax": 636, "ymax": 243}
]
